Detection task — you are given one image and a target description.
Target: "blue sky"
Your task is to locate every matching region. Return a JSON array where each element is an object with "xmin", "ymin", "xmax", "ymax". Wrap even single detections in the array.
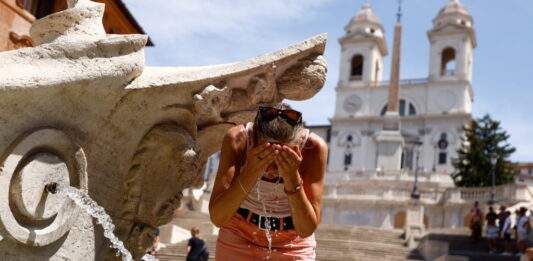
[{"xmin": 123, "ymin": 0, "xmax": 533, "ymax": 162}]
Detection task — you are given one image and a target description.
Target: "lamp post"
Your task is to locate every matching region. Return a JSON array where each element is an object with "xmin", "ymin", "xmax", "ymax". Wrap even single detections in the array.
[
  {"xmin": 489, "ymin": 154, "xmax": 498, "ymax": 205},
  {"xmin": 411, "ymin": 141, "xmax": 423, "ymax": 200}
]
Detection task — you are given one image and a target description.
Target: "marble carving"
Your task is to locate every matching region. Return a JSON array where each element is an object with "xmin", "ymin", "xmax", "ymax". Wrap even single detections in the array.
[{"xmin": 0, "ymin": 0, "xmax": 327, "ymax": 260}]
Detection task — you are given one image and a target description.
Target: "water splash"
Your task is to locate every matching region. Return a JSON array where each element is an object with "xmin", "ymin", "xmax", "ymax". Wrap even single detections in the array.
[
  {"xmin": 56, "ymin": 186, "xmax": 133, "ymax": 261},
  {"xmin": 256, "ymin": 180, "xmax": 273, "ymax": 253}
]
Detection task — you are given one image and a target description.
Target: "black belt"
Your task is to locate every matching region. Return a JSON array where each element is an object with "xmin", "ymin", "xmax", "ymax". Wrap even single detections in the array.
[{"xmin": 237, "ymin": 208, "xmax": 294, "ymax": 231}]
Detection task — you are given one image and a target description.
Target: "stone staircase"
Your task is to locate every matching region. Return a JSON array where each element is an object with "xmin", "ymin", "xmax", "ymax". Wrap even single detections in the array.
[
  {"xmin": 156, "ymin": 210, "xmax": 217, "ymax": 260},
  {"xmin": 315, "ymin": 224, "xmax": 423, "ymax": 261},
  {"xmin": 156, "ymin": 213, "xmax": 424, "ymax": 261},
  {"xmin": 420, "ymin": 228, "xmax": 521, "ymax": 261},
  {"xmin": 156, "ymin": 235, "xmax": 217, "ymax": 261}
]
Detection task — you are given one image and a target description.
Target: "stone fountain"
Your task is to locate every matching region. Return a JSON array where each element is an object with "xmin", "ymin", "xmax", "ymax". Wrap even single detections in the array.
[{"xmin": 0, "ymin": 0, "xmax": 327, "ymax": 260}]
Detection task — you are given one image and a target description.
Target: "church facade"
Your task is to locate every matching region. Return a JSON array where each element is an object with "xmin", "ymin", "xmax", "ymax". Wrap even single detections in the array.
[
  {"xmin": 197, "ymin": 0, "xmax": 531, "ymax": 231},
  {"xmin": 318, "ymin": 0, "xmax": 481, "ymax": 229},
  {"xmin": 327, "ymin": 1, "xmax": 475, "ymax": 184}
]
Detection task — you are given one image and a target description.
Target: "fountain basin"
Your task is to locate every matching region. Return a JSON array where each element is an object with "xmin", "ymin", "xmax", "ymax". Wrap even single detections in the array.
[{"xmin": 0, "ymin": 0, "xmax": 327, "ymax": 259}]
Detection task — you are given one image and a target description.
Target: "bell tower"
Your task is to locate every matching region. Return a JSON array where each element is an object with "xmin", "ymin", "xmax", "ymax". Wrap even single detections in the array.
[
  {"xmin": 338, "ymin": 3, "xmax": 388, "ymax": 86},
  {"xmin": 428, "ymin": 0, "xmax": 476, "ymax": 82}
]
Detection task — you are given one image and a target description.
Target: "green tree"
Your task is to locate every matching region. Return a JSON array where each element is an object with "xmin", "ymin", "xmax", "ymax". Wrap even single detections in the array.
[{"xmin": 452, "ymin": 114, "xmax": 516, "ymax": 187}]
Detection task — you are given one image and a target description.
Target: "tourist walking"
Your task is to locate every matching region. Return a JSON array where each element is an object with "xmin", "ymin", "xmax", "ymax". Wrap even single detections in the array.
[
  {"xmin": 485, "ymin": 206, "xmax": 499, "ymax": 253},
  {"xmin": 469, "ymin": 201, "xmax": 483, "ymax": 241},
  {"xmin": 498, "ymin": 206, "xmax": 507, "ymax": 237},
  {"xmin": 516, "ymin": 207, "xmax": 530, "ymax": 255},
  {"xmin": 501, "ymin": 211, "xmax": 513, "ymax": 255},
  {"xmin": 186, "ymin": 227, "xmax": 209, "ymax": 261},
  {"xmin": 209, "ymin": 104, "xmax": 328, "ymax": 260}
]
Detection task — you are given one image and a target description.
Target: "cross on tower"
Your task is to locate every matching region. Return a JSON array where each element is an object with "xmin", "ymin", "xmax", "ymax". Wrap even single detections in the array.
[{"xmin": 397, "ymin": 0, "xmax": 403, "ymax": 22}]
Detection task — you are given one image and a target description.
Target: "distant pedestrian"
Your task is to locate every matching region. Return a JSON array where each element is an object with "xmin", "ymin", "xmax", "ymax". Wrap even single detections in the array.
[
  {"xmin": 186, "ymin": 227, "xmax": 209, "ymax": 261},
  {"xmin": 516, "ymin": 207, "xmax": 530, "ymax": 254},
  {"xmin": 485, "ymin": 206, "xmax": 499, "ymax": 253},
  {"xmin": 469, "ymin": 201, "xmax": 483, "ymax": 241},
  {"xmin": 498, "ymin": 205, "xmax": 507, "ymax": 237},
  {"xmin": 501, "ymin": 211, "xmax": 513, "ymax": 255}
]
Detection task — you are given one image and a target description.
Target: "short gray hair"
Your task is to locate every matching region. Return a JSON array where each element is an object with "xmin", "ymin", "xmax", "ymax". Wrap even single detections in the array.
[{"xmin": 254, "ymin": 103, "xmax": 303, "ymax": 145}]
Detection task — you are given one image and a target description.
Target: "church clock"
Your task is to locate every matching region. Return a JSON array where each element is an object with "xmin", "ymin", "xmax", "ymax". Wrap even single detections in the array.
[{"xmin": 343, "ymin": 94, "xmax": 363, "ymax": 113}]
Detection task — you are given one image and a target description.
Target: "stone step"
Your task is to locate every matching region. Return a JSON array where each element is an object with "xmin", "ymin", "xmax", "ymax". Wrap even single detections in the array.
[
  {"xmin": 316, "ymin": 254, "xmax": 423, "ymax": 261},
  {"xmin": 157, "ymin": 253, "xmax": 215, "ymax": 261},
  {"xmin": 447, "ymin": 251, "xmax": 520, "ymax": 261},
  {"xmin": 318, "ymin": 230, "xmax": 404, "ymax": 238},
  {"xmin": 316, "ymin": 239, "xmax": 413, "ymax": 256},
  {"xmin": 316, "ymin": 226, "xmax": 405, "ymax": 245},
  {"xmin": 168, "ymin": 218, "xmax": 215, "ymax": 231},
  {"xmin": 158, "ymin": 216, "xmax": 419, "ymax": 261},
  {"xmin": 316, "ymin": 231, "xmax": 405, "ymax": 244},
  {"xmin": 157, "ymin": 235, "xmax": 217, "ymax": 260},
  {"xmin": 317, "ymin": 225, "xmax": 403, "ymax": 236},
  {"xmin": 422, "ymin": 229, "xmax": 521, "ymax": 261}
]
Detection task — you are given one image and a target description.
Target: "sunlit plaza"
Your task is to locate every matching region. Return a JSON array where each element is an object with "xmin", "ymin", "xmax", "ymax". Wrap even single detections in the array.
[{"xmin": 0, "ymin": 0, "xmax": 532, "ymax": 260}]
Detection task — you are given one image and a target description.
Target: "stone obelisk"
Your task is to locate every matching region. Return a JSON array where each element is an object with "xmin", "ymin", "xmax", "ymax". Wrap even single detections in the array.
[{"xmin": 375, "ymin": 0, "xmax": 404, "ymax": 172}]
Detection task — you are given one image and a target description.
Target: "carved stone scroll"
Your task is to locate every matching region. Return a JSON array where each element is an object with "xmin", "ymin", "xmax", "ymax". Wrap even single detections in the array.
[
  {"xmin": 0, "ymin": 1, "xmax": 327, "ymax": 259},
  {"xmin": 0, "ymin": 128, "xmax": 87, "ymax": 247}
]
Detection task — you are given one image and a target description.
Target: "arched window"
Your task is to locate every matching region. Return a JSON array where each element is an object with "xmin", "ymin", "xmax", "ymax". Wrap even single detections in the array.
[
  {"xmin": 380, "ymin": 99, "xmax": 417, "ymax": 117},
  {"xmin": 409, "ymin": 103, "xmax": 416, "ymax": 115},
  {"xmin": 351, "ymin": 55, "xmax": 364, "ymax": 80},
  {"xmin": 347, "ymin": 135, "xmax": 353, "ymax": 142},
  {"xmin": 441, "ymin": 47, "xmax": 456, "ymax": 76},
  {"xmin": 437, "ymin": 133, "xmax": 449, "ymax": 165}
]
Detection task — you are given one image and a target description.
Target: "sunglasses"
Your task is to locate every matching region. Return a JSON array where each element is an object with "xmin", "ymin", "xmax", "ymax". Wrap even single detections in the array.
[{"xmin": 259, "ymin": 106, "xmax": 302, "ymax": 126}]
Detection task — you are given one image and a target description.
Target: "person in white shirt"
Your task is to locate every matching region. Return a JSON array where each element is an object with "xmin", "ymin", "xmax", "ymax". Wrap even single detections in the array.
[
  {"xmin": 501, "ymin": 211, "xmax": 513, "ymax": 255},
  {"xmin": 516, "ymin": 207, "xmax": 530, "ymax": 254},
  {"xmin": 485, "ymin": 207, "xmax": 499, "ymax": 253}
]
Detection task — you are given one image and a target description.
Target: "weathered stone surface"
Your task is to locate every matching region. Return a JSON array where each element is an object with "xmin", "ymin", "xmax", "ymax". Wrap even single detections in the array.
[
  {"xmin": 277, "ymin": 54, "xmax": 327, "ymax": 100},
  {"xmin": 0, "ymin": 0, "xmax": 327, "ymax": 260},
  {"xmin": 0, "ymin": 128, "xmax": 87, "ymax": 248}
]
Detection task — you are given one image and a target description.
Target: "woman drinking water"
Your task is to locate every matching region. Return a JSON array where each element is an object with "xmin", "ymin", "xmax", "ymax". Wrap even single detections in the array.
[{"xmin": 209, "ymin": 104, "xmax": 328, "ymax": 260}]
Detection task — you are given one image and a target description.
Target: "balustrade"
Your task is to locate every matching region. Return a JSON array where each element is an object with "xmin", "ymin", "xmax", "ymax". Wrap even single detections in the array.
[{"xmin": 326, "ymin": 181, "xmax": 531, "ymax": 206}]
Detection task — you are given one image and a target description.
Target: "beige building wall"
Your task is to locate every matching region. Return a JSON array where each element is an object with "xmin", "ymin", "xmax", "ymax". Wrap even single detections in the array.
[{"xmin": 0, "ymin": 0, "xmax": 34, "ymax": 51}]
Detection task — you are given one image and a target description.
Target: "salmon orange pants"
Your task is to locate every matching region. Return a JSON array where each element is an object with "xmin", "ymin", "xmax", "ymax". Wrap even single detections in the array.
[{"xmin": 215, "ymin": 215, "xmax": 316, "ymax": 260}]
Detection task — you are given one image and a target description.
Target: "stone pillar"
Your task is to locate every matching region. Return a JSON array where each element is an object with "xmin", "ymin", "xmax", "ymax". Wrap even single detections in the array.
[
  {"xmin": 405, "ymin": 199, "xmax": 425, "ymax": 249},
  {"xmin": 386, "ymin": 22, "xmax": 402, "ymax": 114},
  {"xmin": 375, "ymin": 127, "xmax": 404, "ymax": 171},
  {"xmin": 375, "ymin": 17, "xmax": 404, "ymax": 172}
]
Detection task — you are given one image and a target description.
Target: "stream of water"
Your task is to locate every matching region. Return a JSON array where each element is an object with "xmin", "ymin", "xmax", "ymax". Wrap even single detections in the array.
[
  {"xmin": 256, "ymin": 181, "xmax": 273, "ymax": 254},
  {"xmin": 56, "ymin": 186, "xmax": 133, "ymax": 261}
]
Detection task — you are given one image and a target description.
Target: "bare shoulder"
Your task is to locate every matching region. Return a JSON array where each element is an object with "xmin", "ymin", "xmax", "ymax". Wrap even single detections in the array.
[
  {"xmin": 301, "ymin": 132, "xmax": 327, "ymax": 181},
  {"xmin": 305, "ymin": 132, "xmax": 328, "ymax": 155},
  {"xmin": 223, "ymin": 124, "xmax": 247, "ymax": 152},
  {"xmin": 302, "ymin": 132, "xmax": 328, "ymax": 165}
]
